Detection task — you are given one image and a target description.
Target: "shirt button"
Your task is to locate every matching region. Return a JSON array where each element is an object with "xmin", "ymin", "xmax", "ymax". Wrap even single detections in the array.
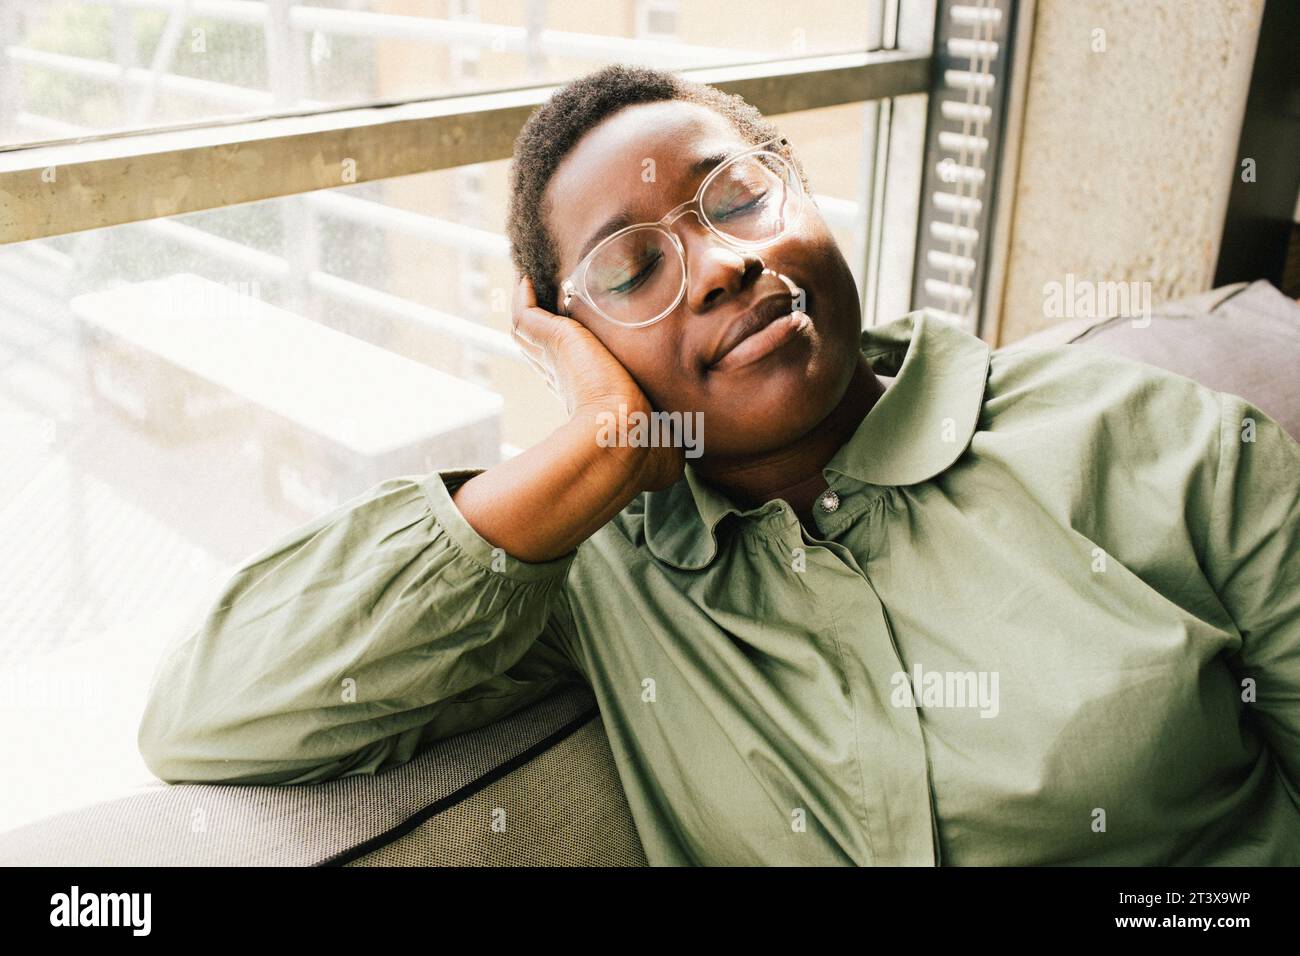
[{"xmin": 819, "ymin": 490, "xmax": 840, "ymax": 513}]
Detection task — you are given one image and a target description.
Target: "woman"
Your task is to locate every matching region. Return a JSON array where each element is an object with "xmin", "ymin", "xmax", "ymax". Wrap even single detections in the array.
[{"xmin": 138, "ymin": 65, "xmax": 1300, "ymax": 865}]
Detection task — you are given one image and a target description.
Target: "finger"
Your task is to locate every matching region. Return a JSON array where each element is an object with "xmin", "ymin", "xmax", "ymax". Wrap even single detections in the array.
[
  {"xmin": 512, "ymin": 331, "xmax": 559, "ymax": 391},
  {"xmin": 511, "ymin": 319, "xmax": 540, "ymax": 351},
  {"xmin": 513, "ymin": 275, "xmax": 569, "ymax": 353},
  {"xmin": 520, "ymin": 348, "xmax": 554, "ymax": 386},
  {"xmin": 511, "ymin": 274, "xmax": 525, "ymax": 330},
  {"xmin": 510, "ymin": 322, "xmax": 551, "ymax": 370},
  {"xmin": 511, "ymin": 277, "xmax": 570, "ymax": 400},
  {"xmin": 512, "ymin": 273, "xmax": 541, "ymax": 328},
  {"xmin": 523, "ymin": 351, "xmax": 560, "ymax": 398}
]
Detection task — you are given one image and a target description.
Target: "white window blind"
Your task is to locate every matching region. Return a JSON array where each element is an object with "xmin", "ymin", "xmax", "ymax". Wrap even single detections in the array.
[{"xmin": 911, "ymin": 0, "xmax": 1021, "ymax": 336}]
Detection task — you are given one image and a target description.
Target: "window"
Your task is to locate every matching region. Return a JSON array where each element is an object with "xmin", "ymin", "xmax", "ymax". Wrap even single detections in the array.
[
  {"xmin": 0, "ymin": 0, "xmax": 971, "ymax": 830},
  {"xmin": 1, "ymin": 0, "xmax": 889, "ymax": 145}
]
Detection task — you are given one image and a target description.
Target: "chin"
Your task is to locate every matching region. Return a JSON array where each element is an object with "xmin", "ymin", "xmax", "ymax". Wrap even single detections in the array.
[{"xmin": 699, "ymin": 356, "xmax": 847, "ymax": 458}]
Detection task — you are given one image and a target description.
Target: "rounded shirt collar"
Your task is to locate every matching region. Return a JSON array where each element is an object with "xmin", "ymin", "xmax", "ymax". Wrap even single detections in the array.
[{"xmin": 642, "ymin": 310, "xmax": 993, "ymax": 570}]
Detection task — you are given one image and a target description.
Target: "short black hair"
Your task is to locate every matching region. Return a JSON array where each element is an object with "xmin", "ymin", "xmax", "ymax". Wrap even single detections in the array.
[{"xmin": 505, "ymin": 63, "xmax": 811, "ymax": 315}]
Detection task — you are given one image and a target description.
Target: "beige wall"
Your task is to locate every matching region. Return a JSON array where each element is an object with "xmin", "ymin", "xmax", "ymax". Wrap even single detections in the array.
[{"xmin": 995, "ymin": 0, "xmax": 1263, "ymax": 345}]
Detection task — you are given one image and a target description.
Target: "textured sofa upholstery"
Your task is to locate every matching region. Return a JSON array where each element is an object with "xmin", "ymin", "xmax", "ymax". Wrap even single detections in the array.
[
  {"xmin": 1, "ymin": 280, "xmax": 1295, "ymax": 866},
  {"xmin": 0, "ymin": 683, "xmax": 647, "ymax": 866}
]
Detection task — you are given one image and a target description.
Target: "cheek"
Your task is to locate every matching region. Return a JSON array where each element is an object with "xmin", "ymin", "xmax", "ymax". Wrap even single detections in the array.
[
  {"xmin": 596, "ymin": 326, "xmax": 687, "ymax": 407},
  {"xmin": 634, "ymin": 354, "xmax": 694, "ymax": 412},
  {"xmin": 761, "ymin": 231, "xmax": 858, "ymax": 329}
]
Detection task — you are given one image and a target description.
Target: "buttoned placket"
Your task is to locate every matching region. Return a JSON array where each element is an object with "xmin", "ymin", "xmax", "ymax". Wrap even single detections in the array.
[
  {"xmin": 642, "ymin": 312, "xmax": 990, "ymax": 864},
  {"xmin": 785, "ymin": 482, "xmax": 943, "ymax": 865}
]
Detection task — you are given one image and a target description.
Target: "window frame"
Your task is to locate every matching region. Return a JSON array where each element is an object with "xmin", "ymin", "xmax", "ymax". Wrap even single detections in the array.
[{"xmin": 0, "ymin": 49, "xmax": 931, "ymax": 245}]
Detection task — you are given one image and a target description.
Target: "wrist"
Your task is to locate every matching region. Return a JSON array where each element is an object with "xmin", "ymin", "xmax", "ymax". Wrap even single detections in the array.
[
  {"xmin": 569, "ymin": 400, "xmax": 685, "ymax": 493},
  {"xmin": 571, "ymin": 389, "xmax": 654, "ymax": 422},
  {"xmin": 566, "ymin": 401, "xmax": 668, "ymax": 491}
]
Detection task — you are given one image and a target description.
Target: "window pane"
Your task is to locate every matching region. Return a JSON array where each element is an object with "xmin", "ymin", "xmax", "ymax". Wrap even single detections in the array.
[
  {"xmin": 0, "ymin": 0, "xmax": 885, "ymax": 147},
  {"xmin": 0, "ymin": 98, "xmax": 882, "ymax": 628},
  {"xmin": 0, "ymin": 98, "xmax": 913, "ymax": 832}
]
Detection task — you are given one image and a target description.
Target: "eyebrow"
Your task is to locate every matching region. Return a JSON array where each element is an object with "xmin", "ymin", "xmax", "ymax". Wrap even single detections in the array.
[{"xmin": 572, "ymin": 148, "xmax": 738, "ymax": 265}]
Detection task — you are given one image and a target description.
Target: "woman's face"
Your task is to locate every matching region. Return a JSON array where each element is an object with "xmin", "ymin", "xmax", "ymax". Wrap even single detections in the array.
[{"xmin": 543, "ymin": 100, "xmax": 864, "ymax": 458}]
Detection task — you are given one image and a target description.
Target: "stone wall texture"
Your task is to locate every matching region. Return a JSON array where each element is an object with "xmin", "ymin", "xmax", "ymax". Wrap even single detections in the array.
[{"xmin": 997, "ymin": 0, "xmax": 1264, "ymax": 344}]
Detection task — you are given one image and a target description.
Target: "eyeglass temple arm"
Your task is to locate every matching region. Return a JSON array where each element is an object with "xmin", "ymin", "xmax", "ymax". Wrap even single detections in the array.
[{"xmin": 560, "ymin": 279, "xmax": 576, "ymax": 315}]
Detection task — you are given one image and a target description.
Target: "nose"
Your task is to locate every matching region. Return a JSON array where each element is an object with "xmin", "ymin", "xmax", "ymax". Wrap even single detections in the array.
[{"xmin": 666, "ymin": 208, "xmax": 765, "ymax": 313}]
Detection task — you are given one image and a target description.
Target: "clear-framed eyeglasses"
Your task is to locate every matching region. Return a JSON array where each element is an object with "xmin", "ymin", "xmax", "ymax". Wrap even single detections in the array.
[{"xmin": 558, "ymin": 136, "xmax": 806, "ymax": 329}]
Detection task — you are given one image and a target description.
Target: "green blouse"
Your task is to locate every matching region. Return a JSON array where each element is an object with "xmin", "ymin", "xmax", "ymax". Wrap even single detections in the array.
[{"xmin": 138, "ymin": 311, "xmax": 1300, "ymax": 865}]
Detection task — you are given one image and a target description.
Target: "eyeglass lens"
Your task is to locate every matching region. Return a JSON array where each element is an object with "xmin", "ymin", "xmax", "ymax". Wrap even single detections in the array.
[{"xmin": 583, "ymin": 151, "xmax": 801, "ymax": 326}]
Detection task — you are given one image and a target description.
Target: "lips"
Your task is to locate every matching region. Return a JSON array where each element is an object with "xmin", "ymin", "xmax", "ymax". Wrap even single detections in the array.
[{"xmin": 707, "ymin": 292, "xmax": 800, "ymax": 369}]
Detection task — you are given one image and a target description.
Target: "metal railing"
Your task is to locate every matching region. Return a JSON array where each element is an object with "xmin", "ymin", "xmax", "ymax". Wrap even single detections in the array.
[{"xmin": 0, "ymin": 48, "xmax": 929, "ymax": 243}]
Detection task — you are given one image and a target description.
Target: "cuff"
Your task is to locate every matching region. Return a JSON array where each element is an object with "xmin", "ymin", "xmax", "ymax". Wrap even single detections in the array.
[{"xmin": 418, "ymin": 468, "xmax": 578, "ymax": 582}]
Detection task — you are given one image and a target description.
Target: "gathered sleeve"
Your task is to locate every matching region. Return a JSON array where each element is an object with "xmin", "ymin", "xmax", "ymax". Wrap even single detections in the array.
[
  {"xmin": 137, "ymin": 468, "xmax": 584, "ymax": 786},
  {"xmin": 1206, "ymin": 394, "xmax": 1300, "ymax": 803}
]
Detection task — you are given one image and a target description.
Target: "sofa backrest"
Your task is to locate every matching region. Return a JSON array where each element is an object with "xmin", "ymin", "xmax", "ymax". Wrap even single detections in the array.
[{"xmin": 1003, "ymin": 280, "xmax": 1300, "ymax": 441}]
